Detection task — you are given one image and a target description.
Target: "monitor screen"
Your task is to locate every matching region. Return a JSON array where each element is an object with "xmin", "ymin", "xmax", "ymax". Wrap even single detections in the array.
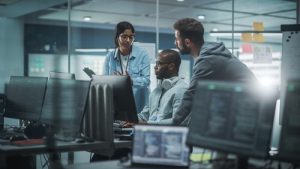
[
  {"xmin": 49, "ymin": 71, "xmax": 75, "ymax": 80},
  {"xmin": 278, "ymin": 80, "xmax": 300, "ymax": 163},
  {"xmin": 5, "ymin": 76, "xmax": 48, "ymax": 121},
  {"xmin": 187, "ymin": 81, "xmax": 277, "ymax": 161},
  {"xmin": 92, "ymin": 75, "xmax": 138, "ymax": 123},
  {"xmin": 40, "ymin": 78, "xmax": 90, "ymax": 139},
  {"xmin": 132, "ymin": 125, "xmax": 190, "ymax": 167}
]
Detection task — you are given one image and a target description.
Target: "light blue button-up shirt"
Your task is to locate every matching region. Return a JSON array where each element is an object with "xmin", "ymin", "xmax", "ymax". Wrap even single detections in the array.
[
  {"xmin": 103, "ymin": 44, "xmax": 150, "ymax": 113},
  {"xmin": 138, "ymin": 77, "xmax": 188, "ymax": 124}
]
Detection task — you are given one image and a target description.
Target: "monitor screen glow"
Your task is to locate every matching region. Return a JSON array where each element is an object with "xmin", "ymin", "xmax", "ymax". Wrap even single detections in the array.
[{"xmin": 187, "ymin": 81, "xmax": 277, "ymax": 160}]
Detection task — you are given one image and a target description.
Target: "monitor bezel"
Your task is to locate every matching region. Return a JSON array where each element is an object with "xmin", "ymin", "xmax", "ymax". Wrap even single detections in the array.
[{"xmin": 49, "ymin": 71, "xmax": 75, "ymax": 80}]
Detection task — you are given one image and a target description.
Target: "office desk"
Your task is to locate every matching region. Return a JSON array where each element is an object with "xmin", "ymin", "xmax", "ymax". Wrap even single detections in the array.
[
  {"xmin": 65, "ymin": 160, "xmax": 133, "ymax": 169},
  {"xmin": 0, "ymin": 140, "xmax": 107, "ymax": 155},
  {"xmin": 0, "ymin": 139, "xmax": 131, "ymax": 169},
  {"xmin": 0, "ymin": 139, "xmax": 131, "ymax": 155},
  {"xmin": 65, "ymin": 160, "xmax": 201, "ymax": 169}
]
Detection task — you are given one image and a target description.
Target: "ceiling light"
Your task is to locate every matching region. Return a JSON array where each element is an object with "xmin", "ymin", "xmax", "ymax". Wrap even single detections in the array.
[
  {"xmin": 83, "ymin": 16, "xmax": 92, "ymax": 21},
  {"xmin": 212, "ymin": 28, "xmax": 219, "ymax": 32},
  {"xmin": 75, "ymin": 49, "xmax": 107, "ymax": 52},
  {"xmin": 197, "ymin": 15, "xmax": 205, "ymax": 20},
  {"xmin": 177, "ymin": 0, "xmax": 184, "ymax": 2}
]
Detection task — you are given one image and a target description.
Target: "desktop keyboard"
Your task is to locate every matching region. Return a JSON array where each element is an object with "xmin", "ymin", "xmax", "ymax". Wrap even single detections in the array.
[
  {"xmin": 0, "ymin": 129, "xmax": 25, "ymax": 140},
  {"xmin": 113, "ymin": 120, "xmax": 127, "ymax": 128},
  {"xmin": 113, "ymin": 120, "xmax": 135, "ymax": 140}
]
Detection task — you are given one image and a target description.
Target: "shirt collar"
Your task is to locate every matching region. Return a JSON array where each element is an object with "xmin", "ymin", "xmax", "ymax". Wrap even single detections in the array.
[{"xmin": 113, "ymin": 46, "xmax": 137, "ymax": 60}]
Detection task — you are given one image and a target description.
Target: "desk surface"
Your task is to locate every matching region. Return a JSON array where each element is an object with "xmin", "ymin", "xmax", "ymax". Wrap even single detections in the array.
[
  {"xmin": 64, "ymin": 160, "xmax": 177, "ymax": 169},
  {"xmin": 64, "ymin": 160, "xmax": 200, "ymax": 169},
  {"xmin": 65, "ymin": 160, "xmax": 132, "ymax": 169},
  {"xmin": 0, "ymin": 139, "xmax": 131, "ymax": 156}
]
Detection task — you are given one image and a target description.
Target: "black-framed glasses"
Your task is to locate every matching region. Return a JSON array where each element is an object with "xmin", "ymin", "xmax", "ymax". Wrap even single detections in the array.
[
  {"xmin": 155, "ymin": 61, "xmax": 171, "ymax": 66},
  {"xmin": 119, "ymin": 33, "xmax": 135, "ymax": 41}
]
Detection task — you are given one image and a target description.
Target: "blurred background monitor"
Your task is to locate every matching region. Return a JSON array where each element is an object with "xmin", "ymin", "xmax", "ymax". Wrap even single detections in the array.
[
  {"xmin": 49, "ymin": 71, "xmax": 75, "ymax": 80},
  {"xmin": 40, "ymin": 78, "xmax": 90, "ymax": 140},
  {"xmin": 132, "ymin": 125, "xmax": 190, "ymax": 168},
  {"xmin": 5, "ymin": 76, "xmax": 48, "ymax": 121},
  {"xmin": 278, "ymin": 80, "xmax": 300, "ymax": 164},
  {"xmin": 186, "ymin": 81, "xmax": 278, "ymax": 169},
  {"xmin": 92, "ymin": 75, "xmax": 138, "ymax": 123}
]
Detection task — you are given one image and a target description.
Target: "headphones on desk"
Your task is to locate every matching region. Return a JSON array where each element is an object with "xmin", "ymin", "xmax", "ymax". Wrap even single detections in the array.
[{"xmin": 158, "ymin": 77, "xmax": 180, "ymax": 90}]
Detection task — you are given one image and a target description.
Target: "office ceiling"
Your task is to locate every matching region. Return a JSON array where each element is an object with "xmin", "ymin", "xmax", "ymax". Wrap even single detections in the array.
[{"xmin": 0, "ymin": 0, "xmax": 297, "ymax": 33}]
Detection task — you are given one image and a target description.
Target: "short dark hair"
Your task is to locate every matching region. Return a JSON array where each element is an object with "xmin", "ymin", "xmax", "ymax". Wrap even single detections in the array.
[
  {"xmin": 114, "ymin": 21, "xmax": 135, "ymax": 47},
  {"xmin": 160, "ymin": 49, "xmax": 181, "ymax": 73},
  {"xmin": 173, "ymin": 18, "xmax": 204, "ymax": 47}
]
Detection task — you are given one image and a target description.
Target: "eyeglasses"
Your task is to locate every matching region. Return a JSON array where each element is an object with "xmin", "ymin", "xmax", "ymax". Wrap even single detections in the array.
[
  {"xmin": 155, "ymin": 61, "xmax": 171, "ymax": 66},
  {"xmin": 119, "ymin": 34, "xmax": 135, "ymax": 41}
]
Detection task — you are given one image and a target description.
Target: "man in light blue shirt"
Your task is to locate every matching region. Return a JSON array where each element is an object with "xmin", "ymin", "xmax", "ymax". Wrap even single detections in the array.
[{"xmin": 138, "ymin": 49, "xmax": 188, "ymax": 124}]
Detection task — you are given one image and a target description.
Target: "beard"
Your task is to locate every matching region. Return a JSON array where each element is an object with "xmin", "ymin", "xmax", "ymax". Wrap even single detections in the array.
[
  {"xmin": 156, "ymin": 68, "xmax": 169, "ymax": 80},
  {"xmin": 177, "ymin": 42, "xmax": 190, "ymax": 55}
]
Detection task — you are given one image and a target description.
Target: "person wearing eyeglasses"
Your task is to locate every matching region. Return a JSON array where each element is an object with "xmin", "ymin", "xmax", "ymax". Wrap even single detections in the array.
[
  {"xmin": 103, "ymin": 21, "xmax": 150, "ymax": 113},
  {"xmin": 138, "ymin": 49, "xmax": 188, "ymax": 124}
]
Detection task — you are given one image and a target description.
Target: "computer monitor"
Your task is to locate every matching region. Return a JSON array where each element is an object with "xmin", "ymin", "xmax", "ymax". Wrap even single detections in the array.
[
  {"xmin": 132, "ymin": 125, "xmax": 190, "ymax": 168},
  {"xmin": 92, "ymin": 75, "xmax": 138, "ymax": 123},
  {"xmin": 5, "ymin": 76, "xmax": 48, "ymax": 121},
  {"xmin": 278, "ymin": 80, "xmax": 300, "ymax": 164},
  {"xmin": 187, "ymin": 81, "xmax": 277, "ymax": 169},
  {"xmin": 49, "ymin": 71, "xmax": 75, "ymax": 80},
  {"xmin": 40, "ymin": 78, "xmax": 90, "ymax": 140}
]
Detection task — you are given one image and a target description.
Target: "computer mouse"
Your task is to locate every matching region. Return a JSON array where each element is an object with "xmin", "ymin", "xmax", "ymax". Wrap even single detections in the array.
[{"xmin": 10, "ymin": 135, "xmax": 27, "ymax": 142}]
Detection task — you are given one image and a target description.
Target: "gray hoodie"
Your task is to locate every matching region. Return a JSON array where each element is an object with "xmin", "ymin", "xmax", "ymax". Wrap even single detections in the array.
[{"xmin": 173, "ymin": 42, "xmax": 257, "ymax": 125}]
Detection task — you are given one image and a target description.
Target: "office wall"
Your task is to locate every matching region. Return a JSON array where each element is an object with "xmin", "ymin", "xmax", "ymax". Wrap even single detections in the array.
[
  {"xmin": 24, "ymin": 24, "xmax": 175, "ymax": 52},
  {"xmin": 0, "ymin": 18, "xmax": 24, "ymax": 93}
]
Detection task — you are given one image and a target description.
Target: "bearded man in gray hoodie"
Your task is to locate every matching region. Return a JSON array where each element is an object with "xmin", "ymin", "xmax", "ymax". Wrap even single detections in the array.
[{"xmin": 172, "ymin": 18, "xmax": 258, "ymax": 125}]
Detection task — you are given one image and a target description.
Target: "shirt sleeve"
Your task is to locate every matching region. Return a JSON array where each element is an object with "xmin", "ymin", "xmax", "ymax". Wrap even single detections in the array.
[
  {"xmin": 103, "ymin": 52, "xmax": 111, "ymax": 75},
  {"xmin": 158, "ymin": 81, "xmax": 188, "ymax": 125},
  {"xmin": 138, "ymin": 104, "xmax": 150, "ymax": 121},
  {"xmin": 131, "ymin": 49, "xmax": 150, "ymax": 88},
  {"xmin": 172, "ymin": 59, "xmax": 214, "ymax": 125}
]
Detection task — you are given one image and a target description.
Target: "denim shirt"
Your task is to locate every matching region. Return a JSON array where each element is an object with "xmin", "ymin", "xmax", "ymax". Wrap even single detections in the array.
[
  {"xmin": 103, "ymin": 44, "xmax": 150, "ymax": 113},
  {"xmin": 138, "ymin": 77, "xmax": 188, "ymax": 124}
]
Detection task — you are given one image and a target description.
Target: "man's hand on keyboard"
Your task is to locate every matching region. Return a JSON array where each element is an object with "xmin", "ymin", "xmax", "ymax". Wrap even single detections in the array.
[{"xmin": 122, "ymin": 122, "xmax": 134, "ymax": 128}]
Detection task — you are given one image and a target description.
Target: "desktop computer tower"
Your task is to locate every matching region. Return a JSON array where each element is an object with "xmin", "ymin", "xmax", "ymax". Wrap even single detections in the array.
[{"xmin": 82, "ymin": 83, "xmax": 114, "ymax": 156}]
